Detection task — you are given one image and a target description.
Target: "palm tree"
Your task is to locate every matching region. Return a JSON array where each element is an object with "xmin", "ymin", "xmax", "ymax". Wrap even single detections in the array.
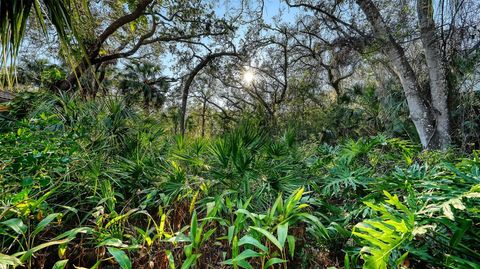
[
  {"xmin": 118, "ymin": 61, "xmax": 169, "ymax": 111},
  {"xmin": 0, "ymin": 0, "xmax": 72, "ymax": 75}
]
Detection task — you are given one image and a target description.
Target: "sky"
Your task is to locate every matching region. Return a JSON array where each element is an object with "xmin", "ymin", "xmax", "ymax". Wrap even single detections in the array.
[{"xmin": 158, "ymin": 1, "xmax": 298, "ymax": 77}]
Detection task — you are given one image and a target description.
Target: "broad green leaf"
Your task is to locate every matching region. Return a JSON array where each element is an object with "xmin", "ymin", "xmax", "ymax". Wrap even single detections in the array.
[
  {"xmin": 18, "ymin": 238, "xmax": 71, "ymax": 262},
  {"xmin": 236, "ymin": 209, "xmax": 255, "ymax": 221},
  {"xmin": 52, "ymin": 259, "xmax": 69, "ymax": 269},
  {"xmin": 264, "ymin": 258, "xmax": 286, "ymax": 268},
  {"xmin": 202, "ymin": 228, "xmax": 217, "ymax": 243},
  {"xmin": 184, "ymin": 244, "xmax": 193, "ymax": 258},
  {"xmin": 181, "ymin": 254, "xmax": 200, "ymax": 269},
  {"xmin": 287, "ymin": 235, "xmax": 295, "ymax": 258},
  {"xmin": 238, "ymin": 235, "xmax": 268, "ymax": 252},
  {"xmin": 237, "ymin": 260, "xmax": 254, "ymax": 269},
  {"xmin": 233, "ymin": 249, "xmax": 262, "ymax": 261},
  {"xmin": 344, "ymin": 254, "xmax": 350, "ymax": 269},
  {"xmin": 395, "ymin": 252, "xmax": 409, "ymax": 267},
  {"xmin": 232, "ymin": 235, "xmax": 239, "ymax": 258},
  {"xmin": 0, "ymin": 253, "xmax": 22, "ymax": 267},
  {"xmin": 286, "ymin": 187, "xmax": 304, "ymax": 215},
  {"xmin": 1, "ymin": 218, "xmax": 27, "ymax": 235},
  {"xmin": 97, "ymin": 238, "xmax": 128, "ymax": 248},
  {"xmin": 32, "ymin": 213, "xmax": 62, "ymax": 238},
  {"xmin": 277, "ymin": 222, "xmax": 288, "ymax": 249},
  {"xmin": 222, "ymin": 249, "xmax": 262, "ymax": 266},
  {"xmin": 228, "ymin": 225, "xmax": 235, "ymax": 244},
  {"xmin": 157, "ymin": 213, "xmax": 167, "ymax": 240},
  {"xmin": 223, "ymin": 258, "xmax": 254, "ymax": 269},
  {"xmin": 54, "ymin": 227, "xmax": 93, "ymax": 240},
  {"xmin": 107, "ymin": 247, "xmax": 131, "ymax": 269},
  {"xmin": 105, "ymin": 209, "xmax": 137, "ymax": 229},
  {"xmin": 297, "ymin": 213, "xmax": 329, "ymax": 239},
  {"xmin": 270, "ymin": 194, "xmax": 283, "ymax": 220},
  {"xmin": 190, "ymin": 211, "xmax": 197, "ymax": 242},
  {"xmin": 450, "ymin": 219, "xmax": 472, "ymax": 247},
  {"xmin": 353, "ymin": 192, "xmax": 414, "ymax": 269},
  {"xmin": 249, "ymin": 226, "xmax": 282, "ymax": 250}
]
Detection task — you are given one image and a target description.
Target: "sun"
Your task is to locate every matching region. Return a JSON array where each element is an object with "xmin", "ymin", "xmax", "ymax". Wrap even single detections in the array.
[{"xmin": 243, "ymin": 68, "xmax": 255, "ymax": 84}]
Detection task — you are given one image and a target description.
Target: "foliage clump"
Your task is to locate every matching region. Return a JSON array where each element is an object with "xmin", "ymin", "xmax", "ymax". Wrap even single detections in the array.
[{"xmin": 0, "ymin": 93, "xmax": 479, "ymax": 269}]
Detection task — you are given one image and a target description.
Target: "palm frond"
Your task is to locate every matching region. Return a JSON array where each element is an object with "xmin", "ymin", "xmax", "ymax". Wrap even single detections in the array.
[{"xmin": 0, "ymin": 0, "xmax": 72, "ymax": 85}]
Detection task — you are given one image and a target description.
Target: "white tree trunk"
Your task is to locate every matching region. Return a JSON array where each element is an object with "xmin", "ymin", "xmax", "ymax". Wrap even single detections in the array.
[
  {"xmin": 356, "ymin": 0, "xmax": 436, "ymax": 148},
  {"xmin": 417, "ymin": 0, "xmax": 452, "ymax": 149}
]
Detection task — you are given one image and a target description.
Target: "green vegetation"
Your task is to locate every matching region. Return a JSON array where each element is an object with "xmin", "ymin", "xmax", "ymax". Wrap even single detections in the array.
[
  {"xmin": 0, "ymin": 93, "xmax": 478, "ymax": 268},
  {"xmin": 1, "ymin": 0, "xmax": 480, "ymax": 268}
]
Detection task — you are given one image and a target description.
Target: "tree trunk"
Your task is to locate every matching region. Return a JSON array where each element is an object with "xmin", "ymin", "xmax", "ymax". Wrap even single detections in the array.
[
  {"xmin": 417, "ymin": 0, "xmax": 451, "ymax": 149},
  {"xmin": 52, "ymin": 0, "xmax": 153, "ymax": 92},
  {"xmin": 201, "ymin": 97, "xmax": 207, "ymax": 137},
  {"xmin": 179, "ymin": 52, "xmax": 239, "ymax": 135},
  {"xmin": 356, "ymin": 0, "xmax": 437, "ymax": 149},
  {"xmin": 179, "ymin": 79, "xmax": 190, "ymax": 136}
]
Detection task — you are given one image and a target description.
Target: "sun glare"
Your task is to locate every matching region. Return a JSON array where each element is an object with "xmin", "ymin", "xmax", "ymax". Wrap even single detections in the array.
[{"xmin": 243, "ymin": 69, "xmax": 255, "ymax": 84}]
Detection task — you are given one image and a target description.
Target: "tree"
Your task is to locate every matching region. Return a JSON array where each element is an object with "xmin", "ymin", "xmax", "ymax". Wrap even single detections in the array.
[
  {"xmin": 118, "ymin": 60, "xmax": 169, "ymax": 110},
  {"xmin": 53, "ymin": 0, "xmax": 155, "ymax": 92},
  {"xmin": 286, "ymin": 0, "xmax": 461, "ymax": 149},
  {"xmin": 417, "ymin": 0, "xmax": 451, "ymax": 147}
]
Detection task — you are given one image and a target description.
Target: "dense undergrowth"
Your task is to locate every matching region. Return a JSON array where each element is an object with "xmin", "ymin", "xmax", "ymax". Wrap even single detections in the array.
[{"xmin": 0, "ymin": 93, "xmax": 479, "ymax": 269}]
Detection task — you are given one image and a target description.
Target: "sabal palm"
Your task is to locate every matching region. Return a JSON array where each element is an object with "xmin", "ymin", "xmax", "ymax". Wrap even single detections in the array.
[{"xmin": 119, "ymin": 61, "xmax": 168, "ymax": 109}]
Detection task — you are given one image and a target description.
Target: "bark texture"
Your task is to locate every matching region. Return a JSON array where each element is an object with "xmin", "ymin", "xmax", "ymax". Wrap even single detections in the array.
[
  {"xmin": 53, "ymin": 0, "xmax": 154, "ymax": 92},
  {"xmin": 417, "ymin": 0, "xmax": 451, "ymax": 149},
  {"xmin": 356, "ymin": 0, "xmax": 439, "ymax": 148}
]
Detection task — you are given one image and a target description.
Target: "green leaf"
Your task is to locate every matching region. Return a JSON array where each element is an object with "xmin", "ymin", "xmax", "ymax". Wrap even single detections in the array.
[
  {"xmin": 450, "ymin": 219, "xmax": 472, "ymax": 248},
  {"xmin": 190, "ymin": 211, "xmax": 197, "ymax": 243},
  {"xmin": 234, "ymin": 249, "xmax": 262, "ymax": 261},
  {"xmin": 236, "ymin": 260, "xmax": 254, "ymax": 269},
  {"xmin": 1, "ymin": 218, "xmax": 27, "ymax": 235},
  {"xmin": 353, "ymin": 192, "xmax": 414, "ymax": 269},
  {"xmin": 202, "ymin": 228, "xmax": 217, "ymax": 243},
  {"xmin": 249, "ymin": 226, "xmax": 282, "ymax": 250},
  {"xmin": 97, "ymin": 238, "xmax": 128, "ymax": 248},
  {"xmin": 223, "ymin": 258, "xmax": 254, "ymax": 269},
  {"xmin": 297, "ymin": 213, "xmax": 329, "ymax": 239},
  {"xmin": 107, "ymin": 247, "xmax": 131, "ymax": 269},
  {"xmin": 395, "ymin": 252, "xmax": 409, "ymax": 267},
  {"xmin": 18, "ymin": 238, "xmax": 71, "ymax": 262},
  {"xmin": 181, "ymin": 254, "xmax": 200, "ymax": 269},
  {"xmin": 270, "ymin": 194, "xmax": 283, "ymax": 220},
  {"xmin": 54, "ymin": 227, "xmax": 93, "ymax": 240},
  {"xmin": 344, "ymin": 254, "xmax": 350, "ymax": 269},
  {"xmin": 238, "ymin": 235, "xmax": 268, "ymax": 252},
  {"xmin": 90, "ymin": 260, "xmax": 102, "ymax": 269},
  {"xmin": 184, "ymin": 244, "xmax": 193, "ymax": 258},
  {"xmin": 0, "ymin": 253, "xmax": 22, "ymax": 267},
  {"xmin": 165, "ymin": 250, "xmax": 175, "ymax": 269},
  {"xmin": 277, "ymin": 222, "xmax": 288, "ymax": 249},
  {"xmin": 32, "ymin": 213, "xmax": 61, "ymax": 238},
  {"xmin": 286, "ymin": 187, "xmax": 304, "ymax": 215},
  {"xmin": 287, "ymin": 235, "xmax": 295, "ymax": 258},
  {"xmin": 222, "ymin": 249, "xmax": 262, "ymax": 266},
  {"xmin": 228, "ymin": 225, "xmax": 235, "ymax": 244},
  {"xmin": 52, "ymin": 259, "xmax": 69, "ymax": 269},
  {"xmin": 445, "ymin": 254, "xmax": 480, "ymax": 269},
  {"xmin": 264, "ymin": 258, "xmax": 286, "ymax": 268}
]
